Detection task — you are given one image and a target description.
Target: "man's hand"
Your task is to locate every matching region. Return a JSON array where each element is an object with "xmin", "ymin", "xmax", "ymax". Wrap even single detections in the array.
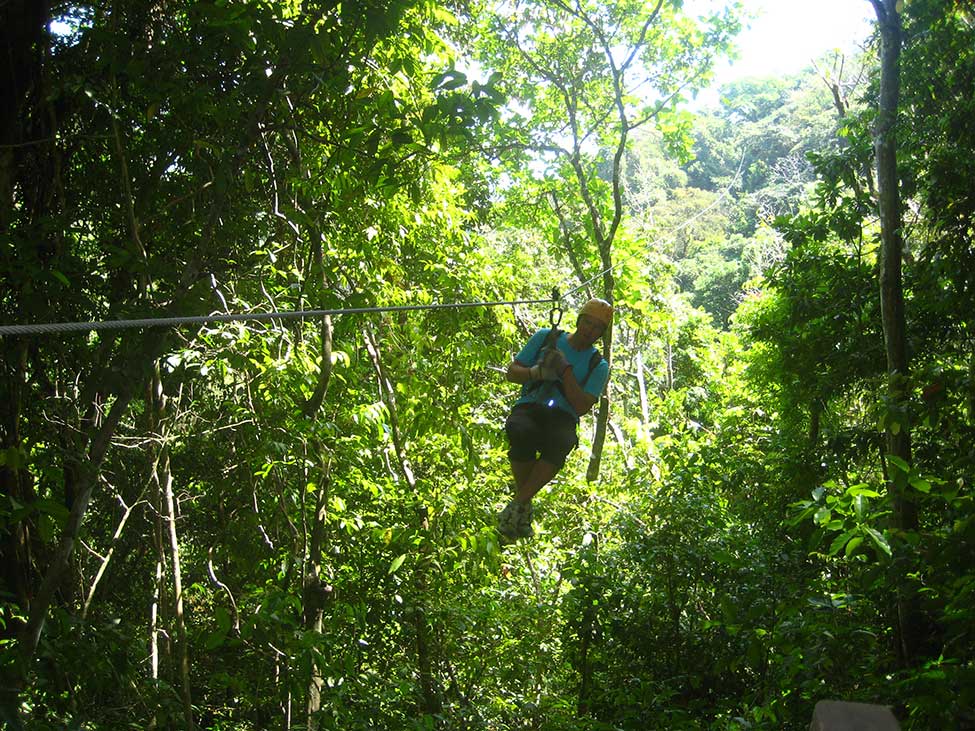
[
  {"xmin": 529, "ymin": 360, "xmax": 559, "ymax": 381},
  {"xmin": 541, "ymin": 346, "xmax": 570, "ymax": 378}
]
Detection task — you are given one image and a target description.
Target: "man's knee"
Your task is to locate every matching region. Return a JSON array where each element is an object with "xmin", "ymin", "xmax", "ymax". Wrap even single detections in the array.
[
  {"xmin": 539, "ymin": 420, "xmax": 577, "ymax": 468},
  {"xmin": 505, "ymin": 406, "xmax": 537, "ymax": 441},
  {"xmin": 538, "ymin": 445, "xmax": 571, "ymax": 470}
]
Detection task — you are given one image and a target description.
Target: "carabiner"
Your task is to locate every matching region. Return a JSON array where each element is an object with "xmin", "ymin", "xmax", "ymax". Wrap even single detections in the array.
[
  {"xmin": 549, "ymin": 305, "xmax": 563, "ymax": 328},
  {"xmin": 549, "ymin": 287, "xmax": 562, "ymax": 328}
]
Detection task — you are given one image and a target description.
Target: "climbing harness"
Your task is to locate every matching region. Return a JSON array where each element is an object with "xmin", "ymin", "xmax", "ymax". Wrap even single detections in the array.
[{"xmin": 523, "ymin": 323, "xmax": 604, "ymax": 410}]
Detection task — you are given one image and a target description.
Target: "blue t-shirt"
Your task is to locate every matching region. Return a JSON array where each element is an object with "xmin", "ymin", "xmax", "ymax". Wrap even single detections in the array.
[{"xmin": 514, "ymin": 328, "xmax": 610, "ymax": 421}]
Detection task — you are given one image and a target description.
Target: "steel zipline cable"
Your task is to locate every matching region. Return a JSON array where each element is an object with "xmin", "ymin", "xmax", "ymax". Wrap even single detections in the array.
[
  {"xmin": 0, "ymin": 149, "xmax": 746, "ymax": 338},
  {"xmin": 558, "ymin": 147, "xmax": 748, "ymax": 303},
  {"xmin": 0, "ymin": 295, "xmax": 561, "ymax": 337}
]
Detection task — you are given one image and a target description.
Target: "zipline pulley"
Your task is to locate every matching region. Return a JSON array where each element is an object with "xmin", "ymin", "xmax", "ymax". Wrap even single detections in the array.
[{"xmin": 549, "ymin": 287, "xmax": 563, "ymax": 329}]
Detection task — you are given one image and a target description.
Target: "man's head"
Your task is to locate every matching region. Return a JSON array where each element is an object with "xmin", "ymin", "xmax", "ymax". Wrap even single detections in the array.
[{"xmin": 573, "ymin": 298, "xmax": 613, "ymax": 346}]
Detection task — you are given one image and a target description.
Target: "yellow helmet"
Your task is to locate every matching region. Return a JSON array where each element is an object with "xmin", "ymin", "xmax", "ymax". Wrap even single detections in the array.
[{"xmin": 579, "ymin": 298, "xmax": 613, "ymax": 328}]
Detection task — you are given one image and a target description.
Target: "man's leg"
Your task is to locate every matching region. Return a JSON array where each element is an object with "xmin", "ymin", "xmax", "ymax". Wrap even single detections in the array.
[
  {"xmin": 509, "ymin": 459, "xmax": 535, "ymax": 490},
  {"xmin": 514, "ymin": 460, "xmax": 560, "ymax": 503},
  {"xmin": 501, "ymin": 407, "xmax": 545, "ymax": 538},
  {"xmin": 505, "ymin": 406, "xmax": 541, "ymax": 494},
  {"xmin": 500, "ymin": 405, "xmax": 570, "ymax": 538}
]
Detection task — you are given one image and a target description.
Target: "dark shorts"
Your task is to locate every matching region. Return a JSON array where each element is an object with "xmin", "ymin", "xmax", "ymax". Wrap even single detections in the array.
[{"xmin": 505, "ymin": 403, "xmax": 578, "ymax": 468}]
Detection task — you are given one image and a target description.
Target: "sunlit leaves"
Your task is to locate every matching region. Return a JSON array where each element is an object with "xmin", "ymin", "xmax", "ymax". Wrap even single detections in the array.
[{"xmin": 388, "ymin": 553, "xmax": 407, "ymax": 574}]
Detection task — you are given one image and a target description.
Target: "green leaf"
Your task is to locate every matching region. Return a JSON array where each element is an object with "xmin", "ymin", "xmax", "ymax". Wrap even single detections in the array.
[
  {"xmin": 814, "ymin": 507, "xmax": 832, "ymax": 525},
  {"xmin": 719, "ymin": 594, "xmax": 737, "ymax": 623},
  {"xmin": 908, "ymin": 476, "xmax": 932, "ymax": 493},
  {"xmin": 829, "ymin": 530, "xmax": 855, "ymax": 556},
  {"xmin": 887, "ymin": 455, "xmax": 910, "ymax": 474},
  {"xmin": 34, "ymin": 498, "xmax": 70, "ymax": 522},
  {"xmin": 205, "ymin": 607, "xmax": 232, "ymax": 650},
  {"xmin": 37, "ymin": 513, "xmax": 55, "ymax": 544},
  {"xmin": 865, "ymin": 527, "xmax": 892, "ymax": 557},
  {"xmin": 846, "ymin": 484, "xmax": 881, "ymax": 498},
  {"xmin": 205, "ymin": 628, "xmax": 227, "ymax": 650},
  {"xmin": 845, "ymin": 536, "xmax": 864, "ymax": 557},
  {"xmin": 0, "ymin": 447, "xmax": 25, "ymax": 470},
  {"xmin": 214, "ymin": 606, "xmax": 232, "ymax": 634},
  {"xmin": 854, "ymin": 494, "xmax": 865, "ymax": 520},
  {"xmin": 388, "ymin": 554, "xmax": 407, "ymax": 574}
]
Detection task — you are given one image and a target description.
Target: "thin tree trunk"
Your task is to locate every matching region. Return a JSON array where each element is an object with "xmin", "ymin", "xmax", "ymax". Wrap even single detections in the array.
[
  {"xmin": 635, "ymin": 351, "xmax": 649, "ymax": 427},
  {"xmin": 809, "ymin": 403, "xmax": 822, "ymax": 447},
  {"xmin": 152, "ymin": 365, "xmax": 195, "ymax": 730},
  {"xmin": 297, "ymin": 235, "xmax": 335, "ymax": 726},
  {"xmin": 81, "ymin": 487, "xmax": 145, "ymax": 619},
  {"xmin": 161, "ymin": 452, "xmax": 194, "ymax": 730},
  {"xmin": 576, "ymin": 535, "xmax": 599, "ymax": 717},
  {"xmin": 869, "ymin": 0, "xmax": 923, "ymax": 665},
  {"xmin": 149, "ymin": 507, "xmax": 167, "ymax": 731},
  {"xmin": 362, "ymin": 326, "xmax": 442, "ymax": 717},
  {"xmin": 576, "ymin": 610, "xmax": 593, "ymax": 717},
  {"xmin": 20, "ymin": 389, "xmax": 133, "ymax": 662},
  {"xmin": 969, "ymin": 346, "xmax": 975, "ymax": 419},
  {"xmin": 666, "ymin": 338, "xmax": 674, "ymax": 391},
  {"xmin": 586, "ymin": 267, "xmax": 615, "ymax": 483},
  {"xmin": 550, "ymin": 191, "xmax": 591, "ymax": 294},
  {"xmin": 151, "ymin": 533, "xmax": 165, "ymax": 681},
  {"xmin": 0, "ymin": 339, "xmax": 33, "ymax": 632},
  {"xmin": 303, "ymin": 465, "xmax": 332, "ymax": 730},
  {"xmin": 818, "ymin": 55, "xmax": 877, "ymax": 200}
]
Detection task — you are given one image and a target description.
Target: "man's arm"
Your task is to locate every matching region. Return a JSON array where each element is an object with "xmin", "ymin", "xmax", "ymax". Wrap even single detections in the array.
[
  {"xmin": 506, "ymin": 330, "xmax": 551, "ymax": 384},
  {"xmin": 506, "ymin": 360, "xmax": 533, "ymax": 384},
  {"xmin": 560, "ymin": 369, "xmax": 598, "ymax": 416},
  {"xmin": 538, "ymin": 347, "xmax": 600, "ymax": 417}
]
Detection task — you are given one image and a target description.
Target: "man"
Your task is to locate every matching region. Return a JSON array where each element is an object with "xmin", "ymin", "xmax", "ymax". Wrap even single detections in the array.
[{"xmin": 498, "ymin": 298, "xmax": 613, "ymax": 540}]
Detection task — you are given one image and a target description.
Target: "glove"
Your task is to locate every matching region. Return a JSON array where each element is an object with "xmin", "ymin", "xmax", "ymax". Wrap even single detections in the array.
[
  {"xmin": 529, "ymin": 361, "xmax": 559, "ymax": 382},
  {"xmin": 540, "ymin": 346, "xmax": 570, "ymax": 378},
  {"xmin": 529, "ymin": 347, "xmax": 560, "ymax": 381}
]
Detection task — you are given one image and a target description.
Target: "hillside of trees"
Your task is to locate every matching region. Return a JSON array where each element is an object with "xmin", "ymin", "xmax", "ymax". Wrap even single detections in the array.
[{"xmin": 1, "ymin": 1, "xmax": 973, "ymax": 729}]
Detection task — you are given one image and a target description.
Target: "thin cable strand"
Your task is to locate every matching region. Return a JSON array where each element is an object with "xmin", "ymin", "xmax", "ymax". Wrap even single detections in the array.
[
  {"xmin": 3, "ymin": 151, "xmax": 747, "ymax": 337},
  {"xmin": 558, "ymin": 148, "xmax": 749, "ymax": 304},
  {"xmin": 0, "ymin": 297, "xmax": 554, "ymax": 337}
]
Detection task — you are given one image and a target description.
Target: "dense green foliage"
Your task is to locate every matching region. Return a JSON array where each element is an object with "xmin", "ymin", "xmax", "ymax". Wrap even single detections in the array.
[{"xmin": 1, "ymin": 0, "xmax": 973, "ymax": 729}]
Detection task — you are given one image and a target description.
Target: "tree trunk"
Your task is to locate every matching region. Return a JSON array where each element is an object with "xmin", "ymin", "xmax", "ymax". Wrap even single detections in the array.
[
  {"xmin": 666, "ymin": 338, "xmax": 674, "ymax": 391},
  {"xmin": 969, "ymin": 347, "xmax": 975, "ymax": 420},
  {"xmin": 303, "ymin": 467, "xmax": 332, "ymax": 730},
  {"xmin": 869, "ymin": 0, "xmax": 924, "ymax": 665},
  {"xmin": 809, "ymin": 403, "xmax": 821, "ymax": 447},
  {"xmin": 362, "ymin": 327, "xmax": 442, "ymax": 717},
  {"xmin": 586, "ymin": 267, "xmax": 615, "ymax": 483},
  {"xmin": 151, "ymin": 521, "xmax": 166, "ymax": 693},
  {"xmin": 0, "ymin": 340, "xmax": 33, "ymax": 629},
  {"xmin": 81, "ymin": 487, "xmax": 144, "ymax": 619},
  {"xmin": 635, "ymin": 351, "xmax": 650, "ymax": 427},
  {"xmin": 576, "ymin": 604, "xmax": 594, "ymax": 717},
  {"xmin": 19, "ymin": 389, "xmax": 133, "ymax": 661},
  {"xmin": 151, "ymin": 365, "xmax": 195, "ymax": 731},
  {"xmin": 575, "ymin": 535, "xmax": 600, "ymax": 717},
  {"xmin": 0, "ymin": 0, "xmax": 51, "ymax": 228}
]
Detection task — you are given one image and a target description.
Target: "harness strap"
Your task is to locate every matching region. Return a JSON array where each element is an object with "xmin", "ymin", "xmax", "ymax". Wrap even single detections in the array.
[{"xmin": 524, "ymin": 329, "xmax": 603, "ymax": 410}]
